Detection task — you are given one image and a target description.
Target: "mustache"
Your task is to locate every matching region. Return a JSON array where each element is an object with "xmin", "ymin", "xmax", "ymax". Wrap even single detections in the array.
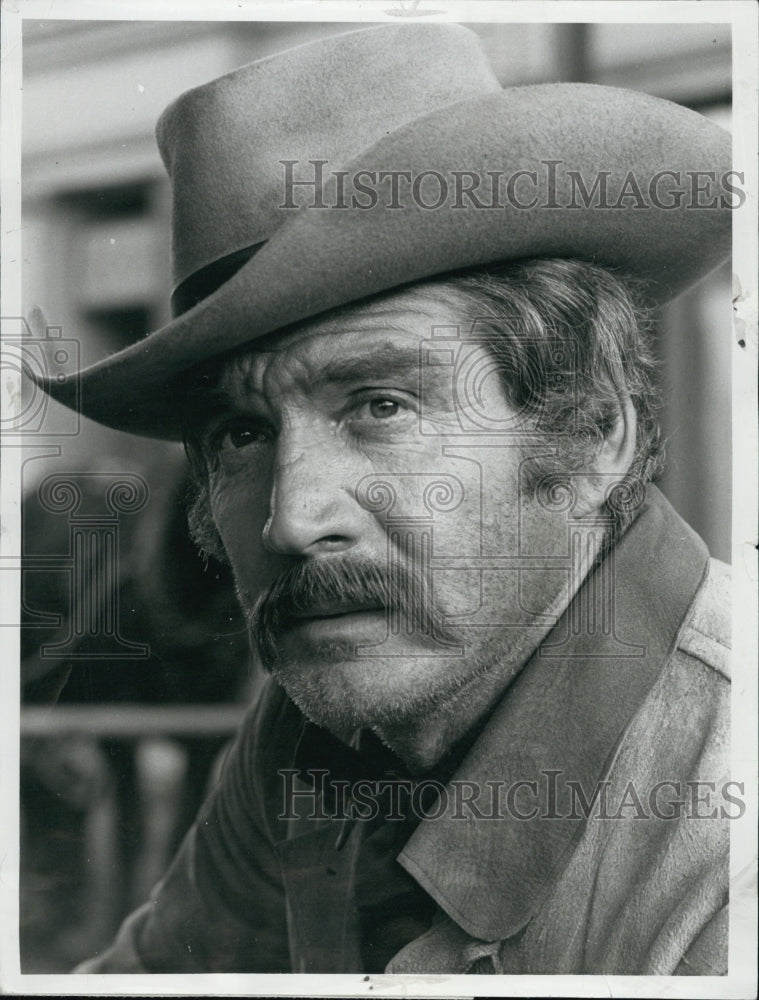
[{"xmin": 244, "ymin": 555, "xmax": 463, "ymax": 668}]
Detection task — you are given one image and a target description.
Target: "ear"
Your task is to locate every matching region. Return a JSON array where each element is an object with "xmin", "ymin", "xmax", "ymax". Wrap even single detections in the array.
[{"xmin": 573, "ymin": 395, "xmax": 637, "ymax": 517}]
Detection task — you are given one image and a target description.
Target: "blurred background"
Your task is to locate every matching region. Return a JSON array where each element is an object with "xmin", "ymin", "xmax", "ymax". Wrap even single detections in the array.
[{"xmin": 18, "ymin": 17, "xmax": 732, "ymax": 971}]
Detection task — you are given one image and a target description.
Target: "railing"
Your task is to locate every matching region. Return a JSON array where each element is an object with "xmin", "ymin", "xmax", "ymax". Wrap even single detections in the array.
[
  {"xmin": 20, "ymin": 703, "xmax": 246, "ymax": 738},
  {"xmin": 20, "ymin": 702, "xmax": 246, "ymax": 973}
]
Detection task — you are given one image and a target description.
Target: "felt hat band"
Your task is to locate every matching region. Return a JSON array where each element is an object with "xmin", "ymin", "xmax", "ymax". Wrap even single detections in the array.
[{"xmin": 171, "ymin": 243, "xmax": 262, "ymax": 317}]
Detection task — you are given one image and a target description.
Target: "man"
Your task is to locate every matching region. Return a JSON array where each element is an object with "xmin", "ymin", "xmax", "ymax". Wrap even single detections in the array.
[{"xmin": 39, "ymin": 23, "xmax": 733, "ymax": 975}]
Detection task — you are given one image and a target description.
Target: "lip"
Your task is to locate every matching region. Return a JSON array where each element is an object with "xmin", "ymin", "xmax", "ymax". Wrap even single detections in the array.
[{"xmin": 284, "ymin": 607, "xmax": 388, "ymax": 640}]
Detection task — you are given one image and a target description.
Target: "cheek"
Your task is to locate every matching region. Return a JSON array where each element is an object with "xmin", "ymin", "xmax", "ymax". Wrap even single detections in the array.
[
  {"xmin": 516, "ymin": 492, "xmax": 575, "ymax": 560},
  {"xmin": 209, "ymin": 472, "xmax": 271, "ymax": 585},
  {"xmin": 461, "ymin": 459, "xmax": 522, "ymax": 555}
]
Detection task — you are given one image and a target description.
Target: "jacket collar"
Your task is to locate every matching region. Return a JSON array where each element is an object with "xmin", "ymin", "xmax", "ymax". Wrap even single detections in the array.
[{"xmin": 397, "ymin": 485, "xmax": 709, "ymax": 942}]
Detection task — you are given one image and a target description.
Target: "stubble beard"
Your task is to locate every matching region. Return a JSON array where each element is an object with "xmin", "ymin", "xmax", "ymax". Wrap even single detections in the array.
[
  {"xmin": 233, "ymin": 555, "xmax": 512, "ymax": 733},
  {"xmin": 237, "ymin": 606, "xmax": 534, "ymax": 738}
]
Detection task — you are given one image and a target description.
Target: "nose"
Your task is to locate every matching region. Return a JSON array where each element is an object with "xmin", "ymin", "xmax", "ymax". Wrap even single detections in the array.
[{"xmin": 261, "ymin": 429, "xmax": 361, "ymax": 556}]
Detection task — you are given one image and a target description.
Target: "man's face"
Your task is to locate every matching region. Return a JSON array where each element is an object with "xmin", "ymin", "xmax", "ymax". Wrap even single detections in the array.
[{"xmin": 197, "ymin": 285, "xmax": 584, "ymax": 734}]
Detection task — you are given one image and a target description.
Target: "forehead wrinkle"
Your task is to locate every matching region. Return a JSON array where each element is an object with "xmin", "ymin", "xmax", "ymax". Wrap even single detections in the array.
[
  {"xmin": 220, "ymin": 330, "xmax": 431, "ymax": 405},
  {"xmin": 186, "ymin": 290, "xmax": 470, "ymax": 430}
]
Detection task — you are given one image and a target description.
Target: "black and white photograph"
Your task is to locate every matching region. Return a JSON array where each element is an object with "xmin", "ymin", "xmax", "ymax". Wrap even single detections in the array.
[{"xmin": 1, "ymin": 1, "xmax": 756, "ymax": 996}]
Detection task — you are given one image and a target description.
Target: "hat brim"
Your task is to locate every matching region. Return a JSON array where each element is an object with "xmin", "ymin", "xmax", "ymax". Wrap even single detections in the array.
[{"xmin": 40, "ymin": 83, "xmax": 732, "ymax": 439}]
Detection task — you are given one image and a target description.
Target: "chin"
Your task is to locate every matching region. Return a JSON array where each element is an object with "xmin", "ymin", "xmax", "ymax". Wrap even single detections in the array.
[{"xmin": 269, "ymin": 644, "xmax": 475, "ymax": 733}]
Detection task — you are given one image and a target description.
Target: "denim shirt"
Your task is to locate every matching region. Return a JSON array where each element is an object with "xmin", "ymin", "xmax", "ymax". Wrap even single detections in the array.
[{"xmin": 76, "ymin": 486, "xmax": 731, "ymax": 976}]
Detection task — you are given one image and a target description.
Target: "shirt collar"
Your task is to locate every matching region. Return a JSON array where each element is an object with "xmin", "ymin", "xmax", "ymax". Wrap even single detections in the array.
[{"xmin": 398, "ymin": 484, "xmax": 709, "ymax": 942}]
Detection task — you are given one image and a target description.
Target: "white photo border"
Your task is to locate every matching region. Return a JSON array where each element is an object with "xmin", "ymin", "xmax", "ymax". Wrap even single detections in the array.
[{"xmin": 1, "ymin": 1, "xmax": 756, "ymax": 997}]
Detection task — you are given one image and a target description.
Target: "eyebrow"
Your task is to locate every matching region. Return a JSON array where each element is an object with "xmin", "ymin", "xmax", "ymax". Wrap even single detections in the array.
[{"xmin": 313, "ymin": 342, "xmax": 424, "ymax": 389}]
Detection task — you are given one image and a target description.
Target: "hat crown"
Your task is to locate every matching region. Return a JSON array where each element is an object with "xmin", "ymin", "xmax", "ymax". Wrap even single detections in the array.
[
  {"xmin": 40, "ymin": 26, "xmax": 732, "ymax": 438},
  {"xmin": 156, "ymin": 23, "xmax": 501, "ymax": 289}
]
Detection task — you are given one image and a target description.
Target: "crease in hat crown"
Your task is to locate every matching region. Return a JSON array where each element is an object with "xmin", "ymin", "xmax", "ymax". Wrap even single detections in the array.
[{"xmin": 156, "ymin": 23, "xmax": 501, "ymax": 298}]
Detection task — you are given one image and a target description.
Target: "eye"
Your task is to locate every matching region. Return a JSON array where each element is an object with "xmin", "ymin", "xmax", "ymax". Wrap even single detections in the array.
[
  {"xmin": 347, "ymin": 394, "xmax": 414, "ymax": 432},
  {"xmin": 210, "ymin": 417, "xmax": 272, "ymax": 453},
  {"xmin": 368, "ymin": 397, "xmax": 400, "ymax": 419}
]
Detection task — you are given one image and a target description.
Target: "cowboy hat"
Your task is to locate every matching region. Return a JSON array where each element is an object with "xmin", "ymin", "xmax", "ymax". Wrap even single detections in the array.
[{"xmin": 37, "ymin": 22, "xmax": 732, "ymax": 439}]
